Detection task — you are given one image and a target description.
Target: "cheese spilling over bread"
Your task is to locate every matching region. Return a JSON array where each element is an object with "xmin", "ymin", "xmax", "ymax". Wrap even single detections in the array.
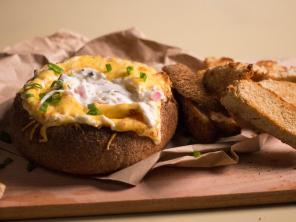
[{"xmin": 20, "ymin": 55, "xmax": 172, "ymax": 144}]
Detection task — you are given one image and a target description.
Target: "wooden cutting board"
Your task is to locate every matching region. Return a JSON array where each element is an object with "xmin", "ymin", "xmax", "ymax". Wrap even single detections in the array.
[{"xmin": 1, "ymin": 141, "xmax": 296, "ymax": 220}]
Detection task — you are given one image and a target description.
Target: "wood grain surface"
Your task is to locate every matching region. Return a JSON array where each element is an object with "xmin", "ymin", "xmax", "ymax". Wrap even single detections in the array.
[{"xmin": 1, "ymin": 139, "xmax": 296, "ymax": 220}]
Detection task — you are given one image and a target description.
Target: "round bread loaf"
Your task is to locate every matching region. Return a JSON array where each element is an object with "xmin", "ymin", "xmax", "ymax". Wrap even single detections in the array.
[{"xmin": 11, "ymin": 93, "xmax": 177, "ymax": 174}]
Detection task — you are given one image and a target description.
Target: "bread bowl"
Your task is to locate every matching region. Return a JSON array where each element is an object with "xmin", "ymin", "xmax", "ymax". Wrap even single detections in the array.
[{"xmin": 11, "ymin": 55, "xmax": 178, "ymax": 175}]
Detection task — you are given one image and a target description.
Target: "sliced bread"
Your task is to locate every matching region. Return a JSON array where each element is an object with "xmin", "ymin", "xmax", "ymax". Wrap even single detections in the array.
[{"xmin": 221, "ymin": 80, "xmax": 296, "ymax": 148}]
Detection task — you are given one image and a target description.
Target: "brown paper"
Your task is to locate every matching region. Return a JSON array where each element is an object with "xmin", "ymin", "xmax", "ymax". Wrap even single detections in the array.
[{"xmin": 0, "ymin": 29, "xmax": 294, "ymax": 194}]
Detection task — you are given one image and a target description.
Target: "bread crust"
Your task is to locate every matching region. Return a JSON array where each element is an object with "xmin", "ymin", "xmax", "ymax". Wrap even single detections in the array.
[
  {"xmin": 11, "ymin": 93, "xmax": 178, "ymax": 175},
  {"xmin": 180, "ymin": 97, "xmax": 217, "ymax": 143},
  {"xmin": 256, "ymin": 60, "xmax": 296, "ymax": 82},
  {"xmin": 203, "ymin": 60, "xmax": 296, "ymax": 97},
  {"xmin": 203, "ymin": 62, "xmax": 266, "ymax": 97},
  {"xmin": 203, "ymin": 57, "xmax": 234, "ymax": 68},
  {"xmin": 163, "ymin": 64, "xmax": 223, "ymax": 112}
]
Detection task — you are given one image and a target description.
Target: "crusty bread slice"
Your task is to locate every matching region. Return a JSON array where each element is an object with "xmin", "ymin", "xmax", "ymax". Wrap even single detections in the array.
[
  {"xmin": 209, "ymin": 111, "xmax": 240, "ymax": 136},
  {"xmin": 259, "ymin": 79, "xmax": 296, "ymax": 105},
  {"xmin": 163, "ymin": 63, "xmax": 240, "ymax": 143},
  {"xmin": 256, "ymin": 60, "xmax": 296, "ymax": 82},
  {"xmin": 221, "ymin": 80, "xmax": 296, "ymax": 148},
  {"xmin": 163, "ymin": 63, "xmax": 223, "ymax": 112},
  {"xmin": 203, "ymin": 57, "xmax": 234, "ymax": 68},
  {"xmin": 203, "ymin": 62, "xmax": 267, "ymax": 97},
  {"xmin": 180, "ymin": 97, "xmax": 240, "ymax": 142},
  {"xmin": 180, "ymin": 97, "xmax": 217, "ymax": 143},
  {"xmin": 204, "ymin": 59, "xmax": 296, "ymax": 97}
]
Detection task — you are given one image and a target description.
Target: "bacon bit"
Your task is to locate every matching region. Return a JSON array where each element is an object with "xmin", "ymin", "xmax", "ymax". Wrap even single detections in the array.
[
  {"xmin": 151, "ymin": 91, "xmax": 162, "ymax": 101},
  {"xmin": 106, "ymin": 133, "xmax": 117, "ymax": 150},
  {"xmin": 74, "ymin": 85, "xmax": 87, "ymax": 98},
  {"xmin": 22, "ymin": 120, "xmax": 37, "ymax": 132}
]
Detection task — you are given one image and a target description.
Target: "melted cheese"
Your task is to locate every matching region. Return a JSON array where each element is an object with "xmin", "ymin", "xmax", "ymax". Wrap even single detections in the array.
[{"xmin": 21, "ymin": 55, "xmax": 172, "ymax": 144}]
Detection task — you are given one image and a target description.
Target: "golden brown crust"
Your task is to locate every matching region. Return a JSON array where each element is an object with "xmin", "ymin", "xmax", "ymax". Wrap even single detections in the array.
[
  {"xmin": 256, "ymin": 60, "xmax": 296, "ymax": 82},
  {"xmin": 209, "ymin": 111, "xmax": 240, "ymax": 136},
  {"xmin": 180, "ymin": 97, "xmax": 217, "ymax": 143},
  {"xmin": 203, "ymin": 62, "xmax": 267, "ymax": 97},
  {"xmin": 163, "ymin": 63, "xmax": 223, "ymax": 112},
  {"xmin": 203, "ymin": 57, "xmax": 234, "ymax": 68},
  {"xmin": 11, "ymin": 93, "xmax": 178, "ymax": 175},
  {"xmin": 204, "ymin": 59, "xmax": 296, "ymax": 98}
]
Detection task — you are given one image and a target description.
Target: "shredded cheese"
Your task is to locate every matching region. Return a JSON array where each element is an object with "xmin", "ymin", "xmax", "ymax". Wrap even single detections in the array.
[{"xmin": 106, "ymin": 133, "xmax": 117, "ymax": 150}]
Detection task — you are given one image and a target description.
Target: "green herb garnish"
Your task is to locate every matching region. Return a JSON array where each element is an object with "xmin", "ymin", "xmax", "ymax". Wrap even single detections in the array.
[
  {"xmin": 0, "ymin": 131, "xmax": 12, "ymax": 143},
  {"xmin": 106, "ymin": 63, "xmax": 112, "ymax": 72},
  {"xmin": 27, "ymin": 161, "xmax": 37, "ymax": 172},
  {"xmin": 50, "ymin": 80, "xmax": 64, "ymax": 90},
  {"xmin": 39, "ymin": 101, "xmax": 49, "ymax": 113},
  {"xmin": 139, "ymin": 72, "xmax": 147, "ymax": 81},
  {"xmin": 24, "ymin": 82, "xmax": 42, "ymax": 90},
  {"xmin": 39, "ymin": 92, "xmax": 46, "ymax": 99},
  {"xmin": 87, "ymin": 103, "xmax": 100, "ymax": 115},
  {"xmin": 22, "ymin": 93, "xmax": 34, "ymax": 99},
  {"xmin": 25, "ymin": 93, "xmax": 34, "ymax": 98},
  {"xmin": 48, "ymin": 92, "xmax": 62, "ymax": 105},
  {"xmin": 192, "ymin": 150, "xmax": 201, "ymax": 158},
  {"xmin": 48, "ymin": 63, "xmax": 64, "ymax": 75},
  {"xmin": 126, "ymin": 66, "xmax": 133, "ymax": 75},
  {"xmin": 39, "ymin": 92, "xmax": 62, "ymax": 113},
  {"xmin": 0, "ymin": 157, "xmax": 13, "ymax": 169}
]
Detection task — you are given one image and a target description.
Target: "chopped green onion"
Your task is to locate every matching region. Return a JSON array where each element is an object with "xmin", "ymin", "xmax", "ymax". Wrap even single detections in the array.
[
  {"xmin": 139, "ymin": 72, "xmax": 147, "ymax": 81},
  {"xmin": 39, "ymin": 92, "xmax": 62, "ymax": 113},
  {"xmin": 39, "ymin": 92, "xmax": 46, "ymax": 99},
  {"xmin": 0, "ymin": 157, "xmax": 13, "ymax": 169},
  {"xmin": 24, "ymin": 93, "xmax": 34, "ymax": 98},
  {"xmin": 0, "ymin": 131, "xmax": 12, "ymax": 143},
  {"xmin": 48, "ymin": 92, "xmax": 62, "ymax": 105},
  {"xmin": 50, "ymin": 80, "xmax": 64, "ymax": 90},
  {"xmin": 87, "ymin": 103, "xmax": 100, "ymax": 115},
  {"xmin": 127, "ymin": 66, "xmax": 133, "ymax": 75},
  {"xmin": 106, "ymin": 63, "xmax": 112, "ymax": 72},
  {"xmin": 48, "ymin": 63, "xmax": 64, "ymax": 75},
  {"xmin": 27, "ymin": 161, "xmax": 37, "ymax": 172},
  {"xmin": 21, "ymin": 93, "xmax": 34, "ymax": 100},
  {"xmin": 192, "ymin": 150, "xmax": 201, "ymax": 158},
  {"xmin": 24, "ymin": 82, "xmax": 42, "ymax": 90},
  {"xmin": 39, "ymin": 101, "xmax": 49, "ymax": 113}
]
